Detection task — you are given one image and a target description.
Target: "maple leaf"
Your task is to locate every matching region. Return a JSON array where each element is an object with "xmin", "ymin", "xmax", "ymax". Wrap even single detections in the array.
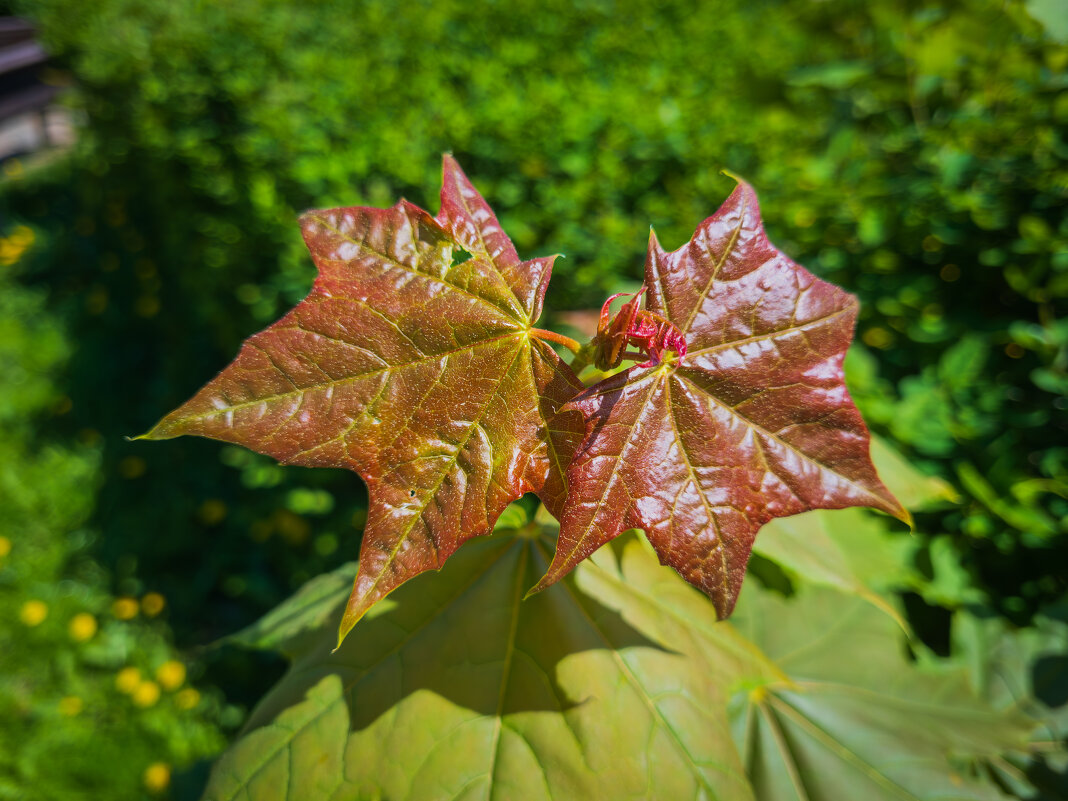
[
  {"xmin": 531, "ymin": 178, "xmax": 909, "ymax": 617},
  {"xmin": 142, "ymin": 155, "xmax": 583, "ymax": 645}
]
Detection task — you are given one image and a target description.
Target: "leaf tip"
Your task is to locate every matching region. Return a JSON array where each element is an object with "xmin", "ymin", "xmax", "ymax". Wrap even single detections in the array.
[
  {"xmin": 523, "ymin": 571, "xmax": 559, "ymax": 600},
  {"xmin": 440, "ymin": 152, "xmax": 467, "ymax": 185},
  {"xmin": 647, "ymin": 226, "xmax": 665, "ymax": 256},
  {"xmin": 876, "ymin": 481, "xmax": 914, "ymax": 531},
  {"xmin": 132, "ymin": 419, "xmax": 179, "ymax": 442},
  {"xmin": 719, "ymin": 167, "xmax": 747, "ymax": 185},
  {"xmin": 335, "ymin": 608, "xmax": 361, "ymax": 650},
  {"xmin": 898, "ymin": 504, "xmax": 916, "ymax": 532}
]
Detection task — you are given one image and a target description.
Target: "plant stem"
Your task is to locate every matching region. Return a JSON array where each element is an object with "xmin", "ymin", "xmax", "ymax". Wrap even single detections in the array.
[
  {"xmin": 568, "ymin": 344, "xmax": 593, "ymax": 375},
  {"xmin": 530, "ymin": 328, "xmax": 581, "ymax": 354}
]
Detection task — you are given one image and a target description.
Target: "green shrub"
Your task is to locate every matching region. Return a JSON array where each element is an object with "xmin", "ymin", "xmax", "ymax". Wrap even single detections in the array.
[
  {"xmin": 0, "ymin": 0, "xmax": 1065, "ymax": 793},
  {"xmin": 0, "ymin": 252, "xmax": 227, "ymax": 800},
  {"xmin": 11, "ymin": 0, "xmax": 1063, "ymax": 625}
]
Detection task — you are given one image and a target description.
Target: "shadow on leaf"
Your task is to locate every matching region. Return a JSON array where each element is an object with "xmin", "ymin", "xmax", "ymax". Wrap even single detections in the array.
[{"xmin": 233, "ymin": 528, "xmax": 674, "ymax": 737}]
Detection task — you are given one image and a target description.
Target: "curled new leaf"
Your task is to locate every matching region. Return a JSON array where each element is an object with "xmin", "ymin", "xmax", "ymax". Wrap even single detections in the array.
[
  {"xmin": 533, "ymin": 178, "xmax": 908, "ymax": 617},
  {"xmin": 142, "ymin": 156, "xmax": 583, "ymax": 645},
  {"xmin": 592, "ymin": 288, "xmax": 686, "ymax": 370}
]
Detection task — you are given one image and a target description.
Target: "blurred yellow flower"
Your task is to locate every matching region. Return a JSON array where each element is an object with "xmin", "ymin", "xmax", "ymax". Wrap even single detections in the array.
[
  {"xmin": 58, "ymin": 696, "xmax": 83, "ymax": 716},
  {"xmin": 862, "ymin": 326, "xmax": 894, "ymax": 349},
  {"xmin": 133, "ymin": 680, "xmax": 161, "ymax": 707},
  {"xmin": 156, "ymin": 660, "xmax": 186, "ymax": 691},
  {"xmin": 118, "ymin": 455, "xmax": 146, "ymax": 479},
  {"xmin": 0, "ymin": 536, "xmax": 11, "ymax": 557},
  {"xmin": 198, "ymin": 498, "xmax": 228, "ymax": 525},
  {"xmin": 20, "ymin": 600, "xmax": 48, "ymax": 627},
  {"xmin": 112, "ymin": 597, "xmax": 139, "ymax": 620},
  {"xmin": 175, "ymin": 688, "xmax": 201, "ymax": 710},
  {"xmin": 69, "ymin": 613, "xmax": 98, "ymax": 642},
  {"xmin": 141, "ymin": 592, "xmax": 166, "ymax": 617},
  {"xmin": 0, "ymin": 224, "xmax": 34, "ymax": 266},
  {"xmin": 115, "ymin": 667, "xmax": 141, "ymax": 694},
  {"xmin": 143, "ymin": 763, "xmax": 171, "ymax": 794}
]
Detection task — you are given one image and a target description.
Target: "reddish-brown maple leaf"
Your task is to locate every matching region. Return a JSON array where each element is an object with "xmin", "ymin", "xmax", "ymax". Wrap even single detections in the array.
[
  {"xmin": 142, "ymin": 156, "xmax": 583, "ymax": 644},
  {"xmin": 531, "ymin": 178, "xmax": 909, "ymax": 617}
]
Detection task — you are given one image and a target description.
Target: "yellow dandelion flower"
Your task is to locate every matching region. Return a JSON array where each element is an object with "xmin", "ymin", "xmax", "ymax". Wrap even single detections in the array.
[
  {"xmin": 862, "ymin": 327, "xmax": 894, "ymax": 349},
  {"xmin": 112, "ymin": 597, "xmax": 139, "ymax": 620},
  {"xmin": 132, "ymin": 680, "xmax": 161, "ymax": 707},
  {"xmin": 175, "ymin": 688, "xmax": 200, "ymax": 710},
  {"xmin": 12, "ymin": 225, "xmax": 34, "ymax": 245},
  {"xmin": 141, "ymin": 592, "xmax": 166, "ymax": 617},
  {"xmin": 156, "ymin": 661, "xmax": 186, "ymax": 691},
  {"xmin": 118, "ymin": 456, "xmax": 146, "ymax": 479},
  {"xmin": 115, "ymin": 667, "xmax": 141, "ymax": 694},
  {"xmin": 69, "ymin": 613, "xmax": 98, "ymax": 642},
  {"xmin": 0, "ymin": 536, "xmax": 11, "ymax": 557},
  {"xmin": 198, "ymin": 498, "xmax": 228, "ymax": 525},
  {"xmin": 143, "ymin": 763, "xmax": 171, "ymax": 793},
  {"xmin": 20, "ymin": 600, "xmax": 48, "ymax": 627}
]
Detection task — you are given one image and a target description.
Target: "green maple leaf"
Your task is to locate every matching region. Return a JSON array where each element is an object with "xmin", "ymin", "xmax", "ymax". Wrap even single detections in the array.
[{"xmin": 202, "ymin": 512, "xmax": 1028, "ymax": 801}]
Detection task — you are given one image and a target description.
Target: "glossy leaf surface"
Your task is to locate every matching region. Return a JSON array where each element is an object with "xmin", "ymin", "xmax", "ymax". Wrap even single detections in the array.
[
  {"xmin": 535, "ymin": 180, "xmax": 908, "ymax": 617},
  {"xmin": 752, "ymin": 437, "xmax": 941, "ymax": 626},
  {"xmin": 730, "ymin": 582, "xmax": 1034, "ymax": 801},
  {"xmin": 143, "ymin": 156, "xmax": 583, "ymax": 643},
  {"xmin": 208, "ymin": 526, "xmax": 775, "ymax": 801},
  {"xmin": 206, "ymin": 510, "xmax": 1027, "ymax": 801},
  {"xmin": 948, "ymin": 603, "xmax": 1068, "ymax": 796}
]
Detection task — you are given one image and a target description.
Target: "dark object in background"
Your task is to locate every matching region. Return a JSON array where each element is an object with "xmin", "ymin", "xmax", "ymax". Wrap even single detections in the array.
[{"xmin": 0, "ymin": 17, "xmax": 67, "ymax": 162}]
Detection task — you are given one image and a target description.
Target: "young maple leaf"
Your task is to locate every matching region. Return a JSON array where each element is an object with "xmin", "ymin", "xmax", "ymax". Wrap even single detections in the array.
[
  {"xmin": 531, "ymin": 178, "xmax": 909, "ymax": 617},
  {"xmin": 142, "ymin": 155, "xmax": 583, "ymax": 645}
]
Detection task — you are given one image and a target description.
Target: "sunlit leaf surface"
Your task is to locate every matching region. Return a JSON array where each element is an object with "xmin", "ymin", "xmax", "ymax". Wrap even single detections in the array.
[
  {"xmin": 535, "ymin": 180, "xmax": 908, "ymax": 617},
  {"xmin": 730, "ymin": 583, "xmax": 1033, "ymax": 801},
  {"xmin": 209, "ymin": 527, "xmax": 773, "ymax": 801},
  {"xmin": 207, "ymin": 516, "xmax": 1026, "ymax": 801},
  {"xmin": 143, "ymin": 157, "xmax": 583, "ymax": 643}
]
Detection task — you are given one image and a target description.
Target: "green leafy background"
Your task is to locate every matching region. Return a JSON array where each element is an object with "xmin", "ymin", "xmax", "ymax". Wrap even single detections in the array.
[{"xmin": 0, "ymin": 0, "xmax": 1065, "ymax": 796}]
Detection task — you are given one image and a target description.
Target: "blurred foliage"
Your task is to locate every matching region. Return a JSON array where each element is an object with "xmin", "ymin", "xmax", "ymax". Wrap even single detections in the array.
[
  {"xmin": 0, "ymin": 0, "xmax": 1066, "ymax": 795},
  {"xmin": 0, "ymin": 257, "xmax": 227, "ymax": 799}
]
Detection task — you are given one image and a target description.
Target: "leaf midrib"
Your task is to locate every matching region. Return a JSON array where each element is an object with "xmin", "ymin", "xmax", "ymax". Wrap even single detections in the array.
[
  {"xmin": 677, "ymin": 189, "xmax": 749, "ymax": 335},
  {"xmin": 217, "ymin": 539, "xmax": 519, "ymax": 801},
  {"xmin": 485, "ymin": 542, "xmax": 529, "ymax": 800},
  {"xmin": 310, "ymin": 210, "xmax": 523, "ymax": 324},
  {"xmin": 553, "ymin": 370, "xmax": 663, "ymax": 576},
  {"xmin": 763, "ymin": 693, "xmax": 925, "ymax": 801},
  {"xmin": 349, "ymin": 344, "xmax": 529, "ymax": 621},
  {"xmin": 163, "ymin": 329, "xmax": 525, "ymax": 428},
  {"xmin": 663, "ymin": 379, "xmax": 731, "ymax": 604},
  {"xmin": 675, "ymin": 372, "xmax": 891, "ymax": 512},
  {"xmin": 683, "ymin": 305, "xmax": 853, "ymax": 361},
  {"xmin": 535, "ymin": 537, "xmax": 742, "ymax": 800},
  {"xmin": 579, "ymin": 538, "xmax": 788, "ymax": 686},
  {"xmin": 445, "ymin": 181, "xmax": 527, "ymax": 323}
]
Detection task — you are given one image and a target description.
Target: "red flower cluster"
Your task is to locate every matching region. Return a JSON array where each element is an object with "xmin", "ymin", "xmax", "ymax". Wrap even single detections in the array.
[{"xmin": 593, "ymin": 288, "xmax": 687, "ymax": 370}]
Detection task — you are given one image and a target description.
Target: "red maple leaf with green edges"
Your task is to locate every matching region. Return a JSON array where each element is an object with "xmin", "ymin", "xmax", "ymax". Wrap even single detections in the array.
[
  {"xmin": 143, "ymin": 158, "xmax": 905, "ymax": 642},
  {"xmin": 530, "ymin": 179, "xmax": 909, "ymax": 616},
  {"xmin": 142, "ymin": 156, "xmax": 584, "ymax": 644}
]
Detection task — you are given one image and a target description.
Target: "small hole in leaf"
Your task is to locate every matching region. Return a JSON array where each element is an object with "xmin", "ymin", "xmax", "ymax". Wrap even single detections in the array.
[
  {"xmin": 409, "ymin": 490, "xmax": 415, "ymax": 497},
  {"xmin": 451, "ymin": 247, "xmax": 473, "ymax": 266}
]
